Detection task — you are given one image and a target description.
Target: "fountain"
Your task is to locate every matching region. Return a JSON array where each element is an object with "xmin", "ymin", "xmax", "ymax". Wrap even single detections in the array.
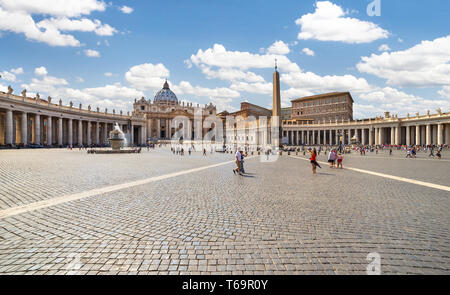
[{"xmin": 88, "ymin": 123, "xmax": 140, "ymax": 154}]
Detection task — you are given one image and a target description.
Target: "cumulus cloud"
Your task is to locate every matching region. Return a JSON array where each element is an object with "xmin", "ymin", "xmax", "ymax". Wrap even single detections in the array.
[
  {"xmin": 125, "ymin": 63, "xmax": 170, "ymax": 91},
  {"xmin": 281, "ymin": 71, "xmax": 371, "ymax": 99},
  {"xmin": 0, "ymin": 0, "xmax": 116, "ymax": 47},
  {"xmin": 174, "ymin": 81, "xmax": 240, "ymax": 99},
  {"xmin": 120, "ymin": 5, "xmax": 133, "ymax": 14},
  {"xmin": 357, "ymin": 87, "xmax": 450, "ymax": 117},
  {"xmin": 37, "ymin": 17, "xmax": 117, "ymax": 36},
  {"xmin": 0, "ymin": 69, "xmax": 19, "ymax": 82},
  {"xmin": 357, "ymin": 35, "xmax": 450, "ymax": 87},
  {"xmin": 84, "ymin": 49, "xmax": 100, "ymax": 57},
  {"xmin": 302, "ymin": 48, "xmax": 315, "ymax": 56},
  {"xmin": 199, "ymin": 66, "xmax": 265, "ymax": 83},
  {"xmin": 34, "ymin": 66, "xmax": 48, "ymax": 76},
  {"xmin": 0, "ymin": 7, "xmax": 81, "ymax": 46},
  {"xmin": 378, "ymin": 44, "xmax": 390, "ymax": 52},
  {"xmin": 189, "ymin": 43, "xmax": 301, "ymax": 72},
  {"xmin": 230, "ymin": 81, "xmax": 272, "ymax": 95},
  {"xmin": 295, "ymin": 1, "xmax": 389, "ymax": 44},
  {"xmin": 267, "ymin": 40, "xmax": 290, "ymax": 55},
  {"xmin": 438, "ymin": 86, "xmax": 450, "ymax": 99},
  {"xmin": 10, "ymin": 67, "xmax": 24, "ymax": 75}
]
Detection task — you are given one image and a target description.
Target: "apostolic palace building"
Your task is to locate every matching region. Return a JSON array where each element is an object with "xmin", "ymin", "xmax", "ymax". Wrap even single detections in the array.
[{"xmin": 1, "ymin": 67, "xmax": 450, "ymax": 148}]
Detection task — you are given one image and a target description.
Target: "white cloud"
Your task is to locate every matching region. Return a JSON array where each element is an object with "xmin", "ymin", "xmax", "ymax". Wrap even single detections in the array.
[
  {"xmin": 378, "ymin": 44, "xmax": 390, "ymax": 51},
  {"xmin": 302, "ymin": 48, "xmax": 315, "ymax": 56},
  {"xmin": 75, "ymin": 77, "xmax": 84, "ymax": 83},
  {"xmin": 281, "ymin": 71, "xmax": 371, "ymax": 96},
  {"xmin": 295, "ymin": 1, "xmax": 389, "ymax": 44},
  {"xmin": 10, "ymin": 67, "xmax": 24, "ymax": 75},
  {"xmin": 0, "ymin": 0, "xmax": 106, "ymax": 17},
  {"xmin": 104, "ymin": 72, "xmax": 113, "ymax": 77},
  {"xmin": 190, "ymin": 43, "xmax": 301, "ymax": 72},
  {"xmin": 37, "ymin": 17, "xmax": 117, "ymax": 36},
  {"xmin": 34, "ymin": 66, "xmax": 48, "ymax": 76},
  {"xmin": 199, "ymin": 66, "xmax": 265, "ymax": 83},
  {"xmin": 174, "ymin": 81, "xmax": 240, "ymax": 99},
  {"xmin": 120, "ymin": 5, "xmax": 133, "ymax": 14},
  {"xmin": 84, "ymin": 49, "xmax": 100, "ymax": 57},
  {"xmin": 357, "ymin": 35, "xmax": 450, "ymax": 87},
  {"xmin": 0, "ymin": 7, "xmax": 81, "ymax": 46},
  {"xmin": 125, "ymin": 63, "xmax": 170, "ymax": 91},
  {"xmin": 0, "ymin": 69, "xmax": 18, "ymax": 82},
  {"xmin": 438, "ymin": 86, "xmax": 450, "ymax": 99},
  {"xmin": 0, "ymin": 1, "xmax": 116, "ymax": 47},
  {"xmin": 230, "ymin": 81, "xmax": 272, "ymax": 95},
  {"xmin": 267, "ymin": 40, "xmax": 290, "ymax": 55},
  {"xmin": 357, "ymin": 87, "xmax": 450, "ymax": 118}
]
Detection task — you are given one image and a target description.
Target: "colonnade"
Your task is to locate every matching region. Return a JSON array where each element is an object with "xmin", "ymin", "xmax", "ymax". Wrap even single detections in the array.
[{"xmin": 284, "ymin": 123, "xmax": 450, "ymax": 146}]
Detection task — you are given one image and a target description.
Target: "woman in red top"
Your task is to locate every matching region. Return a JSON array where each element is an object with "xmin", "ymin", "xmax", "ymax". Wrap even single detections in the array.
[{"xmin": 309, "ymin": 148, "xmax": 321, "ymax": 174}]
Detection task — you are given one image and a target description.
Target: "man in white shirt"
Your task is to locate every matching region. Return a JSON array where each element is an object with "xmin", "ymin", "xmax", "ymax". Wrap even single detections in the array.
[{"xmin": 233, "ymin": 150, "xmax": 243, "ymax": 175}]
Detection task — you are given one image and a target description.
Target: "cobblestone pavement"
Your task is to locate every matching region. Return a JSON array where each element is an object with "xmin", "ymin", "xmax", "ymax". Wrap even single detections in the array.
[{"xmin": 0, "ymin": 148, "xmax": 449, "ymax": 275}]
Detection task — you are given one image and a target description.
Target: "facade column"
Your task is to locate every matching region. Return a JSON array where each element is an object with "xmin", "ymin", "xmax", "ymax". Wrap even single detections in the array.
[
  {"xmin": 35, "ymin": 114, "xmax": 41, "ymax": 145},
  {"xmin": 68, "ymin": 119, "xmax": 73, "ymax": 146},
  {"xmin": 379, "ymin": 127, "xmax": 384, "ymax": 145},
  {"xmin": 130, "ymin": 123, "xmax": 134, "ymax": 145},
  {"xmin": 426, "ymin": 124, "xmax": 431, "ymax": 146},
  {"xmin": 369, "ymin": 128, "xmax": 374, "ymax": 146},
  {"xmin": 87, "ymin": 121, "xmax": 92, "ymax": 146},
  {"xmin": 335, "ymin": 130, "xmax": 339, "ymax": 145},
  {"xmin": 157, "ymin": 119, "xmax": 161, "ymax": 139},
  {"xmin": 5, "ymin": 109, "xmax": 13, "ymax": 145},
  {"xmin": 78, "ymin": 120, "xmax": 83, "ymax": 146},
  {"xmin": 301, "ymin": 130, "xmax": 304, "ymax": 145},
  {"xmin": 437, "ymin": 123, "xmax": 443, "ymax": 146},
  {"xmin": 58, "ymin": 118, "xmax": 63, "ymax": 146},
  {"xmin": 21, "ymin": 112, "xmax": 28, "ymax": 146},
  {"xmin": 312, "ymin": 130, "xmax": 315, "ymax": 145},
  {"xmin": 406, "ymin": 126, "xmax": 411, "ymax": 146},
  {"xmin": 306, "ymin": 130, "xmax": 310, "ymax": 145},
  {"xmin": 446, "ymin": 124, "xmax": 450, "ymax": 145},
  {"xmin": 47, "ymin": 116, "xmax": 52, "ymax": 146},
  {"xmin": 415, "ymin": 125, "xmax": 420, "ymax": 146}
]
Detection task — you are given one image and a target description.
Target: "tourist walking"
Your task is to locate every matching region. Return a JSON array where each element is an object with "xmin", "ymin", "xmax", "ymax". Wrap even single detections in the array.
[
  {"xmin": 240, "ymin": 150, "xmax": 246, "ymax": 173},
  {"xmin": 310, "ymin": 148, "xmax": 321, "ymax": 174},
  {"xmin": 337, "ymin": 153, "xmax": 344, "ymax": 169},
  {"xmin": 233, "ymin": 150, "xmax": 243, "ymax": 175},
  {"xmin": 328, "ymin": 149, "xmax": 336, "ymax": 168}
]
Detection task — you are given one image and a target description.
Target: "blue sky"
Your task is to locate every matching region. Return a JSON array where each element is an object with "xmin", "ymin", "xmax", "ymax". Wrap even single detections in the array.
[{"xmin": 1, "ymin": 0, "xmax": 449, "ymax": 118}]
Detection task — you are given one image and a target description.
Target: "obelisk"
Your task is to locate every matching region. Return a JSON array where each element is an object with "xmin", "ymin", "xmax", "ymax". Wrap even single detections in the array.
[{"xmin": 272, "ymin": 60, "xmax": 282, "ymax": 149}]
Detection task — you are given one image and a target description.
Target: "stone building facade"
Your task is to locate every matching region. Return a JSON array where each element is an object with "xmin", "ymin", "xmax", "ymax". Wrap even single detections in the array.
[
  {"xmin": 291, "ymin": 92, "xmax": 353, "ymax": 123},
  {"xmin": 132, "ymin": 80, "xmax": 217, "ymax": 141}
]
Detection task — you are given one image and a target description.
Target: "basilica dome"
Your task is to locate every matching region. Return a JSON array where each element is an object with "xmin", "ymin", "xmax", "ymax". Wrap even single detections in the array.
[{"xmin": 154, "ymin": 80, "xmax": 178, "ymax": 103}]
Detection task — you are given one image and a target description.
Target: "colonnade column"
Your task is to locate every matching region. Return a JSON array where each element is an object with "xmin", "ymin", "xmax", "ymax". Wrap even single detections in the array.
[
  {"xmin": 78, "ymin": 120, "xmax": 83, "ymax": 146},
  {"xmin": 301, "ymin": 130, "xmax": 304, "ymax": 145},
  {"xmin": 95, "ymin": 122, "xmax": 100, "ymax": 145},
  {"xmin": 87, "ymin": 121, "xmax": 91, "ymax": 146},
  {"xmin": 369, "ymin": 128, "xmax": 377, "ymax": 145},
  {"xmin": 328, "ymin": 130, "xmax": 332, "ymax": 145},
  {"xmin": 35, "ymin": 114, "xmax": 41, "ymax": 145},
  {"xmin": 426, "ymin": 124, "xmax": 431, "ymax": 146},
  {"xmin": 395, "ymin": 126, "xmax": 400, "ymax": 145},
  {"xmin": 416, "ymin": 125, "xmax": 420, "ymax": 145},
  {"xmin": 390, "ymin": 127, "xmax": 395, "ymax": 145},
  {"xmin": 21, "ymin": 112, "xmax": 28, "ymax": 146},
  {"xmin": 103, "ymin": 123, "xmax": 108, "ymax": 145},
  {"xmin": 47, "ymin": 116, "xmax": 52, "ymax": 146},
  {"xmin": 362, "ymin": 129, "xmax": 367, "ymax": 146},
  {"xmin": 348, "ymin": 128, "xmax": 351, "ymax": 144},
  {"xmin": 58, "ymin": 118, "xmax": 63, "ymax": 146},
  {"xmin": 5, "ymin": 109, "xmax": 13, "ymax": 145},
  {"xmin": 437, "ymin": 124, "xmax": 443, "ymax": 146},
  {"xmin": 406, "ymin": 126, "xmax": 411, "ymax": 146},
  {"xmin": 68, "ymin": 119, "xmax": 73, "ymax": 146}
]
